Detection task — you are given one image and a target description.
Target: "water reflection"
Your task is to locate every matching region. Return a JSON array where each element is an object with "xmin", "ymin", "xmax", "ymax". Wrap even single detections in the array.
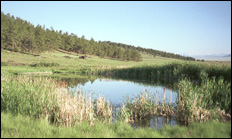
[
  {"xmin": 68, "ymin": 78, "xmax": 178, "ymax": 106},
  {"xmin": 131, "ymin": 115, "xmax": 179, "ymax": 129},
  {"xmin": 54, "ymin": 75, "xmax": 180, "ymax": 129},
  {"xmin": 54, "ymin": 74, "xmax": 178, "ymax": 91}
]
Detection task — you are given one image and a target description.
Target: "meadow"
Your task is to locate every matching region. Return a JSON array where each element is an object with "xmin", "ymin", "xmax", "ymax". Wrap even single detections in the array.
[
  {"xmin": 1, "ymin": 49, "xmax": 181, "ymax": 74},
  {"xmin": 1, "ymin": 49, "xmax": 231, "ymax": 138}
]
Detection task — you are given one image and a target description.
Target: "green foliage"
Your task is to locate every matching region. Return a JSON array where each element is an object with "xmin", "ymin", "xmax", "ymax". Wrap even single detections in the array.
[
  {"xmin": 103, "ymin": 41, "xmax": 196, "ymax": 61},
  {"xmin": 1, "ymin": 12, "xmax": 142, "ymax": 61},
  {"xmin": 177, "ymin": 74, "xmax": 231, "ymax": 123},
  {"xmin": 1, "ymin": 75, "xmax": 58, "ymax": 120},
  {"xmin": 115, "ymin": 89, "xmax": 175, "ymax": 125},
  {"xmin": 1, "ymin": 74, "xmax": 113, "ymax": 127},
  {"xmin": 1, "ymin": 46, "xmax": 231, "ymax": 137},
  {"xmin": 1, "ymin": 112, "xmax": 231, "ymax": 138},
  {"xmin": 112, "ymin": 62, "xmax": 231, "ymax": 83},
  {"xmin": 1, "ymin": 62, "xmax": 9, "ymax": 66}
]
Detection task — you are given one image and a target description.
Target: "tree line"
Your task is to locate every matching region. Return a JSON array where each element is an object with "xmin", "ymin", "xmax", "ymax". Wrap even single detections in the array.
[
  {"xmin": 1, "ymin": 12, "xmax": 142, "ymax": 61},
  {"xmin": 102, "ymin": 41, "xmax": 195, "ymax": 61}
]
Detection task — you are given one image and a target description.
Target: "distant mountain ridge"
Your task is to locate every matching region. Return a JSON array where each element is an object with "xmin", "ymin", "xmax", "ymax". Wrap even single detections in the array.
[
  {"xmin": 191, "ymin": 54, "xmax": 231, "ymax": 61},
  {"xmin": 192, "ymin": 54, "xmax": 231, "ymax": 58},
  {"xmin": 224, "ymin": 54, "xmax": 231, "ymax": 57}
]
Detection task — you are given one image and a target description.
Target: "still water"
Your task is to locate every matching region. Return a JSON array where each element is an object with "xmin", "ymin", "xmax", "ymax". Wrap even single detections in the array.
[
  {"xmin": 68, "ymin": 78, "xmax": 177, "ymax": 105},
  {"xmin": 66, "ymin": 78, "xmax": 179, "ymax": 129}
]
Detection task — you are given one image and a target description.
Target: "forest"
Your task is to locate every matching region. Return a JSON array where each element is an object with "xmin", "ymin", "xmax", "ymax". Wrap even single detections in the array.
[
  {"xmin": 103, "ymin": 41, "xmax": 196, "ymax": 61},
  {"xmin": 1, "ymin": 12, "xmax": 195, "ymax": 61}
]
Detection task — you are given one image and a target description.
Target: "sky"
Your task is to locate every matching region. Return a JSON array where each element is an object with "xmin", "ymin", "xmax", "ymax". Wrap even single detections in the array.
[{"xmin": 1, "ymin": 1, "xmax": 231, "ymax": 56}]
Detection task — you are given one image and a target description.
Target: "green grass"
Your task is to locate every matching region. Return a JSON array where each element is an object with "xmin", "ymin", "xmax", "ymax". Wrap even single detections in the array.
[
  {"xmin": 1, "ymin": 50, "xmax": 230, "ymax": 79},
  {"xmin": 177, "ymin": 75, "xmax": 231, "ymax": 123},
  {"xmin": 1, "ymin": 49, "xmax": 181, "ymax": 73},
  {"xmin": 1, "ymin": 112, "xmax": 231, "ymax": 138},
  {"xmin": 1, "ymin": 74, "xmax": 58, "ymax": 120},
  {"xmin": 1, "ymin": 49, "xmax": 231, "ymax": 138},
  {"xmin": 1, "ymin": 66, "xmax": 52, "ymax": 75}
]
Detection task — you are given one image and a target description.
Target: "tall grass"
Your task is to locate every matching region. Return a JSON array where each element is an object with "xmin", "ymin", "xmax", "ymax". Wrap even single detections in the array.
[
  {"xmin": 107, "ymin": 61, "xmax": 231, "ymax": 83},
  {"xmin": 113, "ymin": 69, "xmax": 231, "ymax": 125},
  {"xmin": 177, "ymin": 71, "xmax": 231, "ymax": 124},
  {"xmin": 1, "ymin": 75, "xmax": 58, "ymax": 121},
  {"xmin": 116, "ymin": 89, "xmax": 175, "ymax": 124},
  {"xmin": 1, "ymin": 61, "xmax": 231, "ymax": 127},
  {"xmin": 1, "ymin": 74, "xmax": 113, "ymax": 127}
]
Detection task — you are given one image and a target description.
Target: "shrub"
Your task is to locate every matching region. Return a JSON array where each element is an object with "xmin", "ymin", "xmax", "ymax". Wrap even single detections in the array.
[
  {"xmin": 1, "ymin": 62, "xmax": 10, "ymax": 66},
  {"xmin": 31, "ymin": 62, "xmax": 60, "ymax": 67}
]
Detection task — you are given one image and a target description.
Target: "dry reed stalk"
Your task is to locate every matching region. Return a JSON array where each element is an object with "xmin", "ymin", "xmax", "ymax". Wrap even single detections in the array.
[
  {"xmin": 170, "ymin": 89, "xmax": 172, "ymax": 106},
  {"xmin": 156, "ymin": 91, "xmax": 158, "ymax": 107},
  {"xmin": 162, "ymin": 88, "xmax": 166, "ymax": 106},
  {"xmin": 54, "ymin": 88, "xmax": 98, "ymax": 127},
  {"xmin": 193, "ymin": 93, "xmax": 198, "ymax": 109}
]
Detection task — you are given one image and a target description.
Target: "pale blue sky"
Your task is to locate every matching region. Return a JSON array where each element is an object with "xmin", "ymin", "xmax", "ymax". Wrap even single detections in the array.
[{"xmin": 1, "ymin": 1, "xmax": 231, "ymax": 56}]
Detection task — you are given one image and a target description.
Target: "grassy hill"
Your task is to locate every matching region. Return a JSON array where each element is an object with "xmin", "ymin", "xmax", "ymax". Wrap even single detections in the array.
[{"xmin": 1, "ymin": 49, "xmax": 182, "ymax": 75}]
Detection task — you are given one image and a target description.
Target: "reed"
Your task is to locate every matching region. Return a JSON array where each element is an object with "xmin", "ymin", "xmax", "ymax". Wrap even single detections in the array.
[
  {"xmin": 1, "ymin": 64, "xmax": 231, "ymax": 127},
  {"xmin": 1, "ymin": 74, "xmax": 58, "ymax": 121},
  {"xmin": 118, "ymin": 89, "xmax": 175, "ymax": 123},
  {"xmin": 117, "ymin": 71, "xmax": 230, "ymax": 125},
  {"xmin": 1, "ymin": 74, "xmax": 113, "ymax": 127},
  {"xmin": 107, "ymin": 61, "xmax": 231, "ymax": 83},
  {"xmin": 176, "ymin": 72, "xmax": 231, "ymax": 124},
  {"xmin": 94, "ymin": 94, "xmax": 113, "ymax": 123}
]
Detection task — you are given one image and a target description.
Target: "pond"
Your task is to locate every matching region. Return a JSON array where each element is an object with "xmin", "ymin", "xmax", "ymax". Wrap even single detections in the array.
[
  {"xmin": 62, "ymin": 77, "xmax": 181, "ymax": 129},
  {"xmin": 68, "ymin": 78, "xmax": 177, "ymax": 106}
]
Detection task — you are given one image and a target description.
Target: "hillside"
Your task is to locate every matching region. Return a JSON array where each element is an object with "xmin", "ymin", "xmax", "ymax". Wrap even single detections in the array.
[
  {"xmin": 103, "ymin": 41, "xmax": 196, "ymax": 61},
  {"xmin": 1, "ymin": 11, "xmax": 195, "ymax": 62},
  {"xmin": 1, "ymin": 12, "xmax": 141, "ymax": 62},
  {"xmin": 1, "ymin": 49, "xmax": 181, "ymax": 67}
]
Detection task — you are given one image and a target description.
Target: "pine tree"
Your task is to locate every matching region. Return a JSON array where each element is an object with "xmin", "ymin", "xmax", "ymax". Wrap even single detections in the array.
[
  {"xmin": 6, "ymin": 18, "xmax": 18, "ymax": 52},
  {"xmin": 34, "ymin": 25, "xmax": 45, "ymax": 54},
  {"xmin": 24, "ymin": 25, "xmax": 36, "ymax": 55}
]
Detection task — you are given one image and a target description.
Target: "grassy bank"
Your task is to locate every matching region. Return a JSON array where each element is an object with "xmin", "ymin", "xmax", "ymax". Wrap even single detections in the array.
[
  {"xmin": 1, "ymin": 112, "xmax": 231, "ymax": 138},
  {"xmin": 107, "ymin": 62, "xmax": 231, "ymax": 82}
]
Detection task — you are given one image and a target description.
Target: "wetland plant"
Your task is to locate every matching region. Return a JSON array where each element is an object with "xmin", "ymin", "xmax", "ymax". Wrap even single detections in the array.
[{"xmin": 1, "ymin": 74, "xmax": 113, "ymax": 127}]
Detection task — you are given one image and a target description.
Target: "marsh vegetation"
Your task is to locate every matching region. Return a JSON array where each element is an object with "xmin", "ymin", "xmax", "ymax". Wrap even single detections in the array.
[{"xmin": 1, "ymin": 47, "xmax": 231, "ymax": 138}]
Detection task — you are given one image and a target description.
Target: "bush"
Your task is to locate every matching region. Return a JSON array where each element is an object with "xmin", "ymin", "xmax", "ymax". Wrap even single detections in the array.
[
  {"xmin": 1, "ymin": 62, "xmax": 10, "ymax": 66},
  {"xmin": 31, "ymin": 62, "xmax": 60, "ymax": 67}
]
